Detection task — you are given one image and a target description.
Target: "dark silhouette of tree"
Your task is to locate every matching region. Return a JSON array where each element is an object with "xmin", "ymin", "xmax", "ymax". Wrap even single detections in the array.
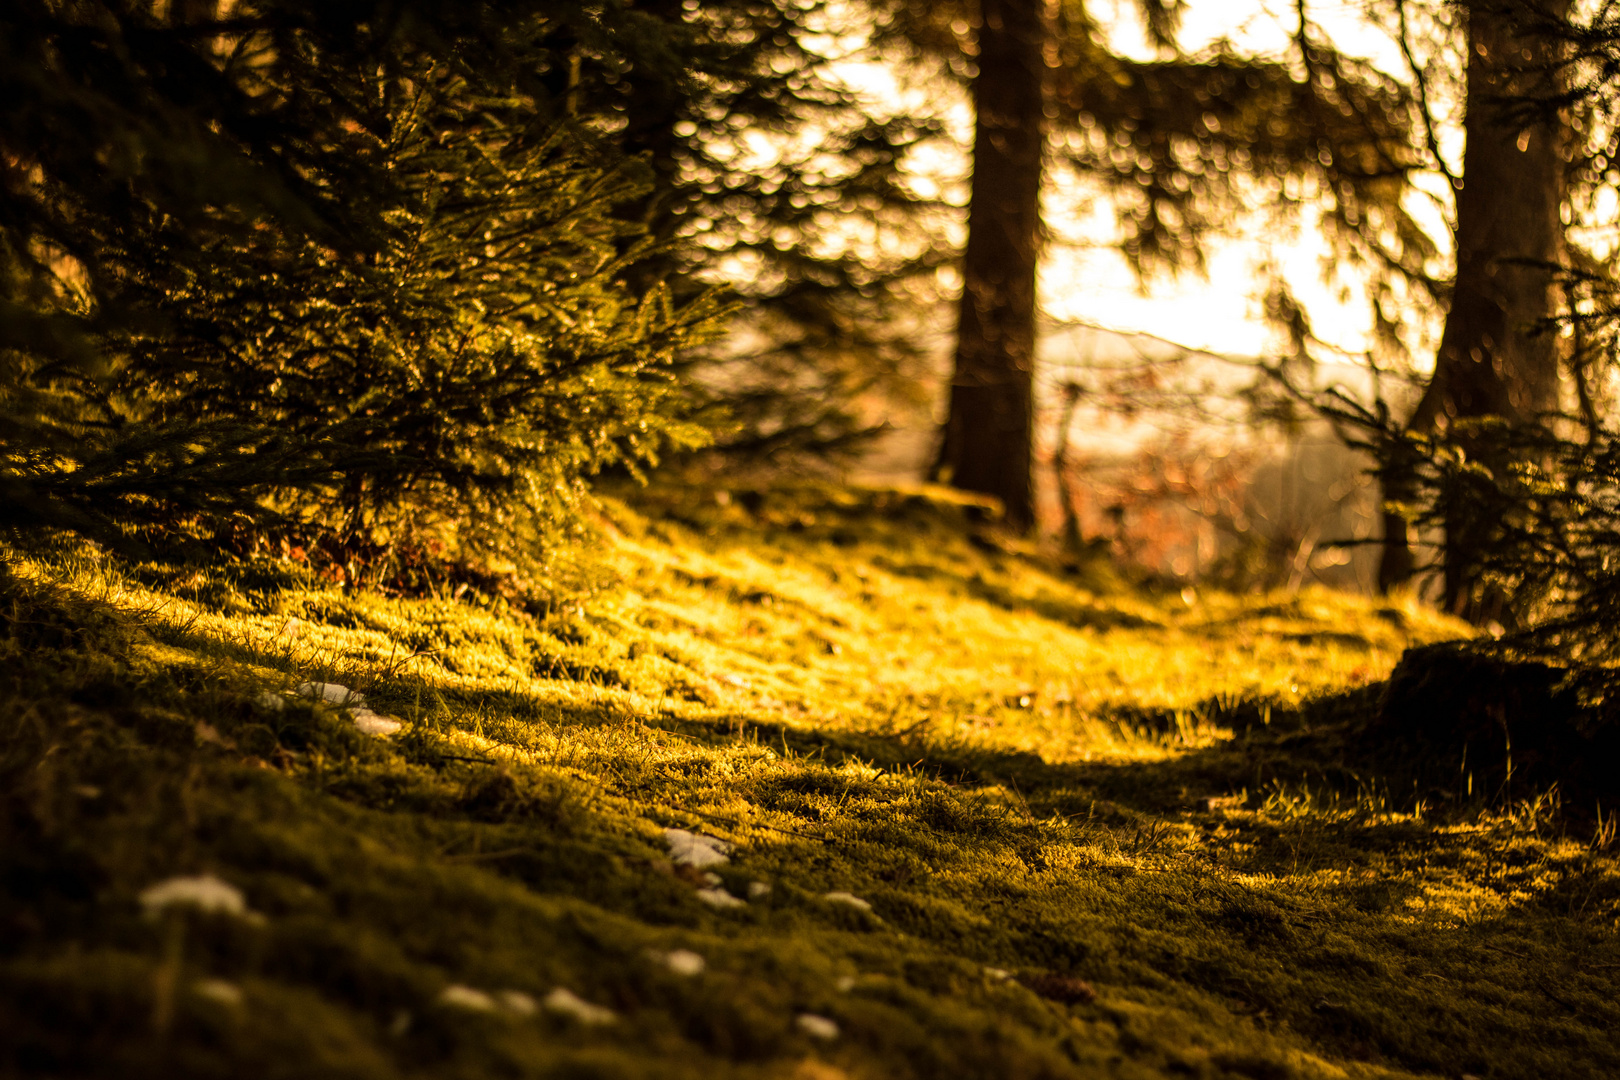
[
  {"xmin": 1375, "ymin": 0, "xmax": 1570, "ymax": 621},
  {"xmin": 1315, "ymin": 0, "xmax": 1620, "ymax": 652},
  {"xmin": 897, "ymin": 0, "xmax": 1429, "ymax": 531},
  {"xmin": 935, "ymin": 0, "xmax": 1047, "ymax": 530}
]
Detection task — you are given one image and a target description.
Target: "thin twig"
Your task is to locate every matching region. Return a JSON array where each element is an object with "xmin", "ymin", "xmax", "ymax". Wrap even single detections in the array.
[{"xmin": 1394, "ymin": 0, "xmax": 1463, "ymax": 195}]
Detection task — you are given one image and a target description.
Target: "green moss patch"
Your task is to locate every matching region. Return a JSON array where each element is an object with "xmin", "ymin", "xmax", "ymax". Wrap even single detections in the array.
[{"xmin": 3, "ymin": 486, "xmax": 1617, "ymax": 1078}]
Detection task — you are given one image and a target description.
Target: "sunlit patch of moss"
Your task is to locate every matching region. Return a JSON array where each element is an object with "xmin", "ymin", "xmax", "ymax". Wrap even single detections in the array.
[{"xmin": 3, "ymin": 485, "xmax": 1617, "ymax": 1079}]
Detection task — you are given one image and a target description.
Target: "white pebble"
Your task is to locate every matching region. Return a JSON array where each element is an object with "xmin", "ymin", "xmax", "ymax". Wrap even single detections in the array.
[
  {"xmin": 437, "ymin": 985, "xmax": 498, "ymax": 1012},
  {"xmin": 796, "ymin": 1013, "xmax": 840, "ymax": 1040},
  {"xmin": 139, "ymin": 875, "xmax": 248, "ymax": 919},
  {"xmin": 253, "ymin": 691, "xmax": 286, "ymax": 712},
  {"xmin": 983, "ymin": 967, "xmax": 1012, "ymax": 981},
  {"xmin": 664, "ymin": 828, "xmax": 732, "ymax": 869},
  {"xmin": 193, "ymin": 979, "xmax": 243, "ymax": 1006},
  {"xmin": 748, "ymin": 881, "xmax": 772, "ymax": 899},
  {"xmin": 695, "ymin": 887, "xmax": 747, "ymax": 909},
  {"xmin": 823, "ymin": 891, "xmax": 871, "ymax": 913},
  {"xmin": 351, "ymin": 708, "xmax": 403, "ymax": 736},
  {"xmin": 543, "ymin": 987, "xmax": 616, "ymax": 1025},
  {"xmin": 664, "ymin": 950, "xmax": 706, "ymax": 977},
  {"xmin": 295, "ymin": 681, "xmax": 366, "ymax": 706},
  {"xmin": 835, "ymin": 975, "xmax": 856, "ymax": 992}
]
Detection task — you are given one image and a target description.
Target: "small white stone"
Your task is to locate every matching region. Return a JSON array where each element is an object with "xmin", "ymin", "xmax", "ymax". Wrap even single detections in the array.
[
  {"xmin": 747, "ymin": 881, "xmax": 772, "ymax": 899},
  {"xmin": 702, "ymin": 872, "xmax": 723, "ymax": 886},
  {"xmin": 543, "ymin": 987, "xmax": 616, "ymax": 1025},
  {"xmin": 140, "ymin": 875, "xmax": 248, "ymax": 919},
  {"xmin": 822, "ymin": 891, "xmax": 871, "ymax": 913},
  {"xmin": 193, "ymin": 978, "xmax": 243, "ymax": 1006},
  {"xmin": 351, "ymin": 709, "xmax": 403, "ymax": 736},
  {"xmin": 695, "ymin": 887, "xmax": 746, "ymax": 909},
  {"xmin": 498, "ymin": 990, "xmax": 538, "ymax": 1016},
  {"xmin": 296, "ymin": 681, "xmax": 366, "ymax": 707},
  {"xmin": 983, "ymin": 967, "xmax": 1012, "ymax": 981},
  {"xmin": 437, "ymin": 985, "xmax": 498, "ymax": 1012},
  {"xmin": 835, "ymin": 975, "xmax": 856, "ymax": 992},
  {"xmin": 253, "ymin": 691, "xmax": 286, "ymax": 712},
  {"xmin": 796, "ymin": 1013, "xmax": 840, "ymax": 1040},
  {"xmin": 664, "ymin": 828, "xmax": 732, "ymax": 868},
  {"xmin": 664, "ymin": 949, "xmax": 706, "ymax": 977}
]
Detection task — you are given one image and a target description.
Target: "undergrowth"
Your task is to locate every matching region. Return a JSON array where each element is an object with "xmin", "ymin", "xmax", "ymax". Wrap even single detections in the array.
[{"xmin": 2, "ymin": 483, "xmax": 1616, "ymax": 1079}]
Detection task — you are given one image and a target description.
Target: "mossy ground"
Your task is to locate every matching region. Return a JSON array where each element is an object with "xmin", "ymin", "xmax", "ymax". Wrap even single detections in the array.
[{"xmin": 3, "ymin": 483, "xmax": 1617, "ymax": 1079}]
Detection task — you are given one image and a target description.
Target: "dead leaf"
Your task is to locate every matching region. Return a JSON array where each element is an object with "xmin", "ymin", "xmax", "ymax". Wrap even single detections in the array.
[
  {"xmin": 194, "ymin": 722, "xmax": 234, "ymax": 749},
  {"xmin": 1020, "ymin": 973, "xmax": 1097, "ymax": 1005}
]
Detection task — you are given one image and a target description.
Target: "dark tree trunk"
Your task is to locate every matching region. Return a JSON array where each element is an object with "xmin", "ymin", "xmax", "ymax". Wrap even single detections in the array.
[
  {"xmin": 1438, "ymin": 1, "xmax": 1565, "ymax": 423},
  {"xmin": 1378, "ymin": 0, "xmax": 1565, "ymax": 618},
  {"xmin": 934, "ymin": 0, "xmax": 1046, "ymax": 532}
]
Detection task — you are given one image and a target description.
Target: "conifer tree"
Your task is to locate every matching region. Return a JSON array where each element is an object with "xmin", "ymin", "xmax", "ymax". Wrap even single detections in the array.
[
  {"xmin": 889, "ymin": 0, "xmax": 1428, "ymax": 530},
  {"xmin": 934, "ymin": 0, "xmax": 1046, "ymax": 530},
  {"xmin": 1372, "ymin": 0, "xmax": 1570, "ymax": 621},
  {"xmin": 0, "ymin": 0, "xmax": 727, "ymax": 563},
  {"xmin": 559, "ymin": 0, "xmax": 953, "ymax": 460},
  {"xmin": 1330, "ymin": 0, "xmax": 1620, "ymax": 644}
]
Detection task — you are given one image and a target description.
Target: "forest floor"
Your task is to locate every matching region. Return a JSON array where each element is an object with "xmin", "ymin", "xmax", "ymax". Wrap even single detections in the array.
[{"xmin": 3, "ymin": 483, "xmax": 1618, "ymax": 1080}]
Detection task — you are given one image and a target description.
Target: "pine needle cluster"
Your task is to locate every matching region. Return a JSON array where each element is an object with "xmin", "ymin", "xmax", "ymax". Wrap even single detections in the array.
[{"xmin": 1336, "ymin": 399, "xmax": 1620, "ymax": 659}]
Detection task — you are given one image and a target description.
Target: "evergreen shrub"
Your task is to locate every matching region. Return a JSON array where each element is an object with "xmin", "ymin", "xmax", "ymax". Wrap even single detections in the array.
[
  {"xmin": 1337, "ymin": 396, "xmax": 1620, "ymax": 659},
  {"xmin": 0, "ymin": 0, "xmax": 728, "ymax": 571}
]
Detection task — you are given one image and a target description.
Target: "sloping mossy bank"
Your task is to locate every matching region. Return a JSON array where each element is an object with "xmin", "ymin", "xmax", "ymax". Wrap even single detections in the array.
[{"xmin": 2, "ymin": 484, "xmax": 1617, "ymax": 1080}]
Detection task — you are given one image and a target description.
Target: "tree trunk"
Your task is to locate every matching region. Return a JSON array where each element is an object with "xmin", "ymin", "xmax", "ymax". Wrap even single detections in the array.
[
  {"xmin": 934, "ymin": 0, "xmax": 1046, "ymax": 532},
  {"xmin": 1053, "ymin": 381, "xmax": 1085, "ymax": 554},
  {"xmin": 1379, "ymin": 0, "xmax": 1565, "ymax": 617}
]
